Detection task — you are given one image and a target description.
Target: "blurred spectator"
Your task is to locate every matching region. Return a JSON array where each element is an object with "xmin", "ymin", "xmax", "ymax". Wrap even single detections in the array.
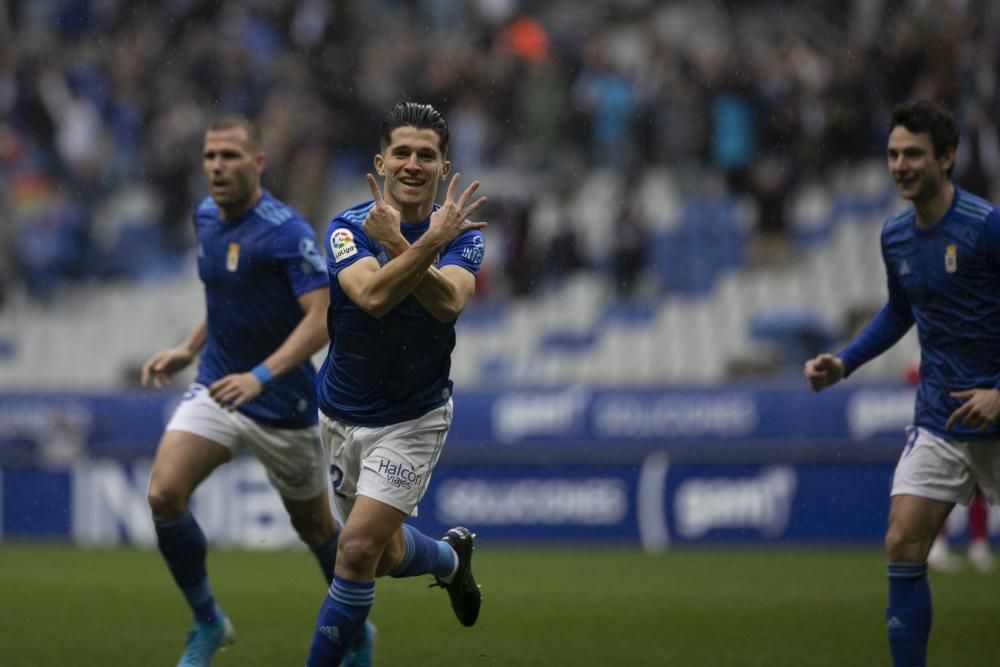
[
  {"xmin": 746, "ymin": 155, "xmax": 792, "ymax": 267},
  {"xmin": 612, "ymin": 198, "xmax": 648, "ymax": 299},
  {"xmin": 953, "ymin": 99, "xmax": 1000, "ymax": 200},
  {"xmin": 708, "ymin": 70, "xmax": 757, "ymax": 195},
  {"xmin": 13, "ymin": 180, "xmax": 89, "ymax": 303},
  {"xmin": 543, "ymin": 202, "xmax": 588, "ymax": 286},
  {"xmin": 495, "ymin": 199, "xmax": 536, "ymax": 297},
  {"xmin": 572, "ymin": 38, "xmax": 637, "ymax": 166}
]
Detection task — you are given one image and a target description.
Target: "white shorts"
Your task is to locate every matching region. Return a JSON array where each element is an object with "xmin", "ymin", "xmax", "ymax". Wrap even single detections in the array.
[
  {"xmin": 320, "ymin": 399, "xmax": 453, "ymax": 521},
  {"xmin": 891, "ymin": 426, "xmax": 1000, "ymax": 505},
  {"xmin": 166, "ymin": 384, "xmax": 328, "ymax": 501}
]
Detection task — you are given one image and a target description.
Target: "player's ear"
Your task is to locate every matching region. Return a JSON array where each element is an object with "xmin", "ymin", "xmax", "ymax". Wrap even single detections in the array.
[
  {"xmin": 941, "ymin": 149, "xmax": 956, "ymax": 174},
  {"xmin": 440, "ymin": 160, "xmax": 451, "ymax": 181},
  {"xmin": 374, "ymin": 153, "xmax": 385, "ymax": 177}
]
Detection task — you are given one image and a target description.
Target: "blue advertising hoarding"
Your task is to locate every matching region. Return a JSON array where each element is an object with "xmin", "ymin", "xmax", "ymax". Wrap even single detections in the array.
[
  {"xmin": 4, "ymin": 385, "xmax": 983, "ymax": 548},
  {"xmin": 3, "ymin": 456, "xmax": 951, "ymax": 548},
  {"xmin": 0, "ymin": 384, "xmax": 918, "ymax": 463}
]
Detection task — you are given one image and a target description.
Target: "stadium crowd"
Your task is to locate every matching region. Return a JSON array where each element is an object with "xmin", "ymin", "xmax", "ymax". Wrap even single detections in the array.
[{"xmin": 2, "ymin": 0, "xmax": 999, "ymax": 308}]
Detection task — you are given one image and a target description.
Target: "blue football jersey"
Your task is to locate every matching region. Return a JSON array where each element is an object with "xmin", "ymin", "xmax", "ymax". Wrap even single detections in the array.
[
  {"xmin": 193, "ymin": 191, "xmax": 328, "ymax": 428},
  {"xmin": 317, "ymin": 200, "xmax": 485, "ymax": 426},
  {"xmin": 840, "ymin": 187, "xmax": 1000, "ymax": 439}
]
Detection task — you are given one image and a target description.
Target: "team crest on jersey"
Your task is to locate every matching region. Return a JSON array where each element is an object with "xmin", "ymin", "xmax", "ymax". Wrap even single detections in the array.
[
  {"xmin": 330, "ymin": 228, "xmax": 358, "ymax": 262},
  {"xmin": 226, "ymin": 243, "xmax": 240, "ymax": 272},
  {"xmin": 944, "ymin": 244, "xmax": 957, "ymax": 273}
]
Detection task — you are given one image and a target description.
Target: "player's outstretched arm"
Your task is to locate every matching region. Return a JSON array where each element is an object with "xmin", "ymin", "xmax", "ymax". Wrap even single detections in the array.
[
  {"xmin": 803, "ymin": 353, "xmax": 846, "ymax": 392},
  {"xmin": 208, "ymin": 287, "xmax": 329, "ymax": 411},
  {"xmin": 140, "ymin": 320, "xmax": 207, "ymax": 389}
]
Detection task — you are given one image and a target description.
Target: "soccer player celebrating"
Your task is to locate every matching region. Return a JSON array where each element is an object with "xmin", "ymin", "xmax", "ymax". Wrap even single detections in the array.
[
  {"xmin": 305, "ymin": 102, "xmax": 487, "ymax": 666},
  {"xmin": 804, "ymin": 99, "xmax": 1000, "ymax": 667},
  {"xmin": 142, "ymin": 116, "xmax": 342, "ymax": 666}
]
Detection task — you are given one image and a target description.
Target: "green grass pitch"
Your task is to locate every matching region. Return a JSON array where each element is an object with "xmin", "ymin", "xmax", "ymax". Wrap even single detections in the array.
[{"xmin": 0, "ymin": 544, "xmax": 996, "ymax": 665}]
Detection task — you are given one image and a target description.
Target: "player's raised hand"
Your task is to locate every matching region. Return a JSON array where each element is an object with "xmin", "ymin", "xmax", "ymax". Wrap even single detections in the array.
[
  {"xmin": 208, "ymin": 372, "xmax": 264, "ymax": 412},
  {"xmin": 141, "ymin": 347, "xmax": 196, "ymax": 389},
  {"xmin": 945, "ymin": 388, "xmax": 1000, "ymax": 431},
  {"xmin": 363, "ymin": 173, "xmax": 403, "ymax": 249},
  {"xmin": 428, "ymin": 173, "xmax": 487, "ymax": 243},
  {"xmin": 803, "ymin": 353, "xmax": 845, "ymax": 392}
]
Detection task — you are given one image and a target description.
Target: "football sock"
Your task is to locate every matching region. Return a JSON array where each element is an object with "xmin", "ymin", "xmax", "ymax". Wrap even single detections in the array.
[
  {"xmin": 154, "ymin": 510, "xmax": 216, "ymax": 624},
  {"xmin": 306, "ymin": 576, "xmax": 375, "ymax": 666},
  {"xmin": 886, "ymin": 562, "xmax": 931, "ymax": 667},
  {"xmin": 389, "ymin": 524, "xmax": 457, "ymax": 580},
  {"xmin": 310, "ymin": 535, "xmax": 339, "ymax": 584}
]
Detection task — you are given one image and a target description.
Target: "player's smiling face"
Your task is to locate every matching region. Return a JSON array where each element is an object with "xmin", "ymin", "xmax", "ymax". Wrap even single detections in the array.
[
  {"xmin": 887, "ymin": 126, "xmax": 953, "ymax": 204},
  {"xmin": 202, "ymin": 126, "xmax": 264, "ymax": 220},
  {"xmin": 375, "ymin": 126, "xmax": 450, "ymax": 221}
]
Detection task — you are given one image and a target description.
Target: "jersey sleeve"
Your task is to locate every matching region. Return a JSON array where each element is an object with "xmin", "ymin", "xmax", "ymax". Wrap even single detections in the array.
[
  {"xmin": 837, "ymin": 237, "xmax": 914, "ymax": 376},
  {"xmin": 273, "ymin": 217, "xmax": 329, "ymax": 296},
  {"xmin": 439, "ymin": 229, "xmax": 485, "ymax": 275},
  {"xmin": 325, "ymin": 215, "xmax": 378, "ymax": 279}
]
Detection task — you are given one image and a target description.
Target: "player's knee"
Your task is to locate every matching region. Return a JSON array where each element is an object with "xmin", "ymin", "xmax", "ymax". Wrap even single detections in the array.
[
  {"xmin": 147, "ymin": 482, "xmax": 188, "ymax": 519},
  {"xmin": 337, "ymin": 533, "xmax": 384, "ymax": 572},
  {"xmin": 884, "ymin": 528, "xmax": 926, "ymax": 562}
]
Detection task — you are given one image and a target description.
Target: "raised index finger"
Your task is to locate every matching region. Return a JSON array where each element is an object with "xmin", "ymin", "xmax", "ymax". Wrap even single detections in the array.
[{"xmin": 367, "ymin": 173, "xmax": 385, "ymax": 205}]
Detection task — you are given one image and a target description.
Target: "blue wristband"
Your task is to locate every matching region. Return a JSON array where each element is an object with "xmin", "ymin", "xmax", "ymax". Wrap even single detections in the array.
[{"xmin": 251, "ymin": 364, "xmax": 273, "ymax": 386}]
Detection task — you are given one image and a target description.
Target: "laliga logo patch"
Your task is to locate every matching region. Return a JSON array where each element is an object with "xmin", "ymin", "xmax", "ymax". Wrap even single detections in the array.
[
  {"xmin": 944, "ymin": 244, "xmax": 957, "ymax": 274},
  {"xmin": 226, "ymin": 243, "xmax": 240, "ymax": 272},
  {"xmin": 330, "ymin": 228, "xmax": 358, "ymax": 263}
]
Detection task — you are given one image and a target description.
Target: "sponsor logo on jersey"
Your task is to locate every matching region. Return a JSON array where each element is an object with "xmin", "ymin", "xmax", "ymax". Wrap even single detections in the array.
[
  {"xmin": 377, "ymin": 457, "xmax": 424, "ymax": 490},
  {"xmin": 461, "ymin": 235, "xmax": 485, "ymax": 267},
  {"xmin": 330, "ymin": 228, "xmax": 358, "ymax": 262},
  {"xmin": 945, "ymin": 244, "xmax": 957, "ymax": 273},
  {"xmin": 226, "ymin": 243, "xmax": 240, "ymax": 271}
]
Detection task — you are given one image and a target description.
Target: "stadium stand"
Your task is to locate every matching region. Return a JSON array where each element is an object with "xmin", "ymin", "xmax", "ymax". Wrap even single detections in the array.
[
  {"xmin": 0, "ymin": 0, "xmax": 981, "ymax": 389},
  {"xmin": 0, "ymin": 157, "xmax": 920, "ymax": 389}
]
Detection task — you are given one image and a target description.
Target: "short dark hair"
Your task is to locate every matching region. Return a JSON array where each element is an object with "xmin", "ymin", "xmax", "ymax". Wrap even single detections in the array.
[
  {"xmin": 207, "ymin": 115, "xmax": 263, "ymax": 151},
  {"xmin": 890, "ymin": 100, "xmax": 959, "ymax": 160},
  {"xmin": 379, "ymin": 102, "xmax": 449, "ymax": 157}
]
